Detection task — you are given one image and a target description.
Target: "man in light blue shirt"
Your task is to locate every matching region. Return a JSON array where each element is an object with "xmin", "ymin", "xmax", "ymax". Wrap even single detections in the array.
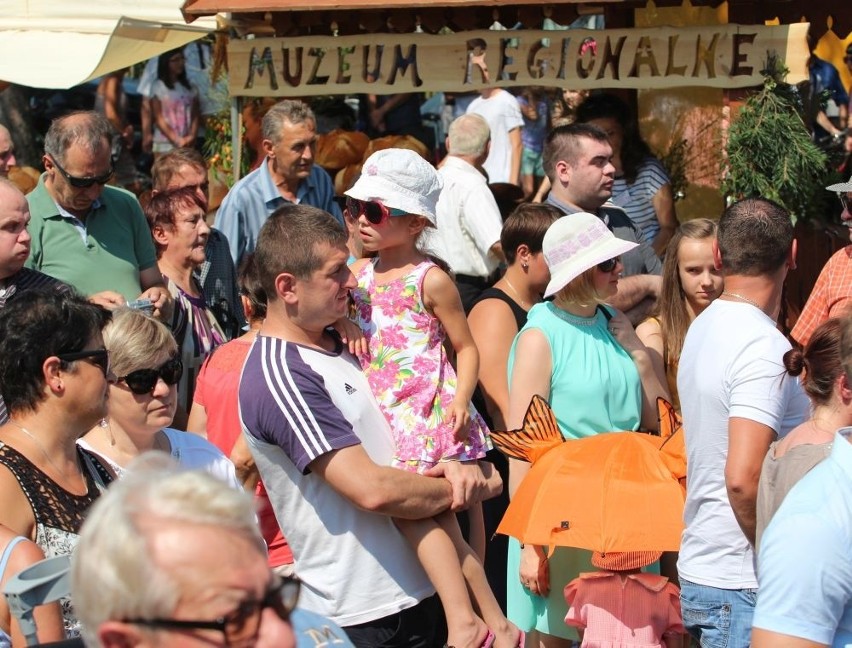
[
  {"xmin": 752, "ymin": 426, "xmax": 852, "ymax": 647},
  {"xmin": 214, "ymin": 100, "xmax": 342, "ymax": 267}
]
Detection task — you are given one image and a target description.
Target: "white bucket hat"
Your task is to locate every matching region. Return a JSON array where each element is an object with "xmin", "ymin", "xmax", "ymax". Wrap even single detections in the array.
[
  {"xmin": 543, "ymin": 212, "xmax": 639, "ymax": 298},
  {"xmin": 826, "ymin": 175, "xmax": 852, "ymax": 193},
  {"xmin": 344, "ymin": 149, "xmax": 442, "ymax": 225}
]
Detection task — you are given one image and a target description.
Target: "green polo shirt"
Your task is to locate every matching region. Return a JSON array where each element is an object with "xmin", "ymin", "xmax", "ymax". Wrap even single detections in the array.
[{"xmin": 26, "ymin": 175, "xmax": 157, "ymax": 300}]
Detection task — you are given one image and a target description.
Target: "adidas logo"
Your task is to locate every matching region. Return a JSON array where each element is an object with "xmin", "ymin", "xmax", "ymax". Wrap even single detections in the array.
[{"xmin": 344, "ymin": 383, "xmax": 357, "ymax": 395}]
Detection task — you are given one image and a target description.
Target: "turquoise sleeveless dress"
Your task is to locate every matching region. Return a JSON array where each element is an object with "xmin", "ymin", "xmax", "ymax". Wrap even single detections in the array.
[{"xmin": 506, "ymin": 301, "xmax": 642, "ymax": 640}]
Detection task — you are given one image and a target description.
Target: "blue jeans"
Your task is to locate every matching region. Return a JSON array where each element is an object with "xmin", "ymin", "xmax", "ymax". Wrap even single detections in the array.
[{"xmin": 680, "ymin": 579, "xmax": 758, "ymax": 648}]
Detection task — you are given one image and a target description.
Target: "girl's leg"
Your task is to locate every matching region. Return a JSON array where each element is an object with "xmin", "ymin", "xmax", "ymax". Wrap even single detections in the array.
[
  {"xmin": 396, "ymin": 517, "xmax": 490, "ymax": 648},
  {"xmin": 436, "ymin": 510, "xmax": 523, "ymax": 648},
  {"xmin": 467, "ymin": 502, "xmax": 486, "ymax": 563}
]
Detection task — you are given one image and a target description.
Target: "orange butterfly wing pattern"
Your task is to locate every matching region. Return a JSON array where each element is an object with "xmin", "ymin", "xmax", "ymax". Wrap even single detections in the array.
[{"xmin": 489, "ymin": 395, "xmax": 565, "ymax": 464}]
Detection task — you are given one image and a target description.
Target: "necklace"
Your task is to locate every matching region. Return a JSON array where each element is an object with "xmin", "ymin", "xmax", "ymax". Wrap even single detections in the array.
[
  {"xmin": 502, "ymin": 278, "xmax": 533, "ymax": 310},
  {"xmin": 8, "ymin": 420, "xmax": 84, "ymax": 483},
  {"xmin": 721, "ymin": 291, "xmax": 761, "ymax": 309},
  {"xmin": 551, "ymin": 304, "xmax": 599, "ymax": 327}
]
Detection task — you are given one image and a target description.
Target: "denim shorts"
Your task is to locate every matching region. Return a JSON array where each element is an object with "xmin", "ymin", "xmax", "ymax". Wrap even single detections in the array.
[{"xmin": 680, "ymin": 579, "xmax": 758, "ymax": 648}]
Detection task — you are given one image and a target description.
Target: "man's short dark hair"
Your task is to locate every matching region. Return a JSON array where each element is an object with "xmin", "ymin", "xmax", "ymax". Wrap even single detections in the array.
[
  {"xmin": 542, "ymin": 123, "xmax": 610, "ymax": 181},
  {"xmin": 0, "ymin": 290, "xmax": 111, "ymax": 414},
  {"xmin": 254, "ymin": 205, "xmax": 347, "ymax": 298},
  {"xmin": 717, "ymin": 197, "xmax": 793, "ymax": 276}
]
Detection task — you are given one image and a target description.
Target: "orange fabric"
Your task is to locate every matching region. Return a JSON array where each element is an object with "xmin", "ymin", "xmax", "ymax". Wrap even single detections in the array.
[
  {"xmin": 564, "ymin": 571, "xmax": 685, "ymax": 646},
  {"xmin": 194, "ymin": 338, "xmax": 293, "ymax": 567},
  {"xmin": 497, "ymin": 430, "xmax": 685, "ymax": 553},
  {"xmin": 791, "ymin": 245, "xmax": 852, "ymax": 346}
]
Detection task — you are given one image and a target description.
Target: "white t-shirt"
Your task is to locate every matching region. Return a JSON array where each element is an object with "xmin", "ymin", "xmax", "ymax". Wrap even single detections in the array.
[
  {"xmin": 466, "ymin": 90, "xmax": 523, "ymax": 184},
  {"xmin": 676, "ymin": 299, "xmax": 809, "ymax": 589},
  {"xmin": 436, "ymin": 156, "xmax": 504, "ymax": 277},
  {"xmin": 239, "ymin": 335, "xmax": 434, "ymax": 626}
]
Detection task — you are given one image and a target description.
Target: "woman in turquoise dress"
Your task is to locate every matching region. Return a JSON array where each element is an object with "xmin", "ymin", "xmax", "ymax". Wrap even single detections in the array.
[{"xmin": 505, "ymin": 213, "xmax": 667, "ymax": 646}]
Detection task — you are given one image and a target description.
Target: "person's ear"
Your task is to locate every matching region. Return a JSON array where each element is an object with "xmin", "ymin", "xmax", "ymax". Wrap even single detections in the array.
[
  {"xmin": 43, "ymin": 356, "xmax": 65, "ymax": 395},
  {"xmin": 151, "ymin": 224, "xmax": 170, "ymax": 247},
  {"xmin": 240, "ymin": 294, "xmax": 254, "ymax": 321},
  {"xmin": 788, "ymin": 238, "xmax": 798, "ymax": 270},
  {"xmin": 98, "ymin": 620, "xmax": 148, "ymax": 648},
  {"xmin": 275, "ymin": 272, "xmax": 299, "ymax": 304},
  {"xmin": 408, "ymin": 216, "xmax": 428, "ymax": 236},
  {"xmin": 516, "ymin": 243, "xmax": 532, "ymax": 267},
  {"xmin": 839, "ymin": 372, "xmax": 852, "ymax": 404},
  {"xmin": 555, "ymin": 159, "xmax": 571, "ymax": 184},
  {"xmin": 712, "ymin": 238, "xmax": 722, "ymax": 271},
  {"xmin": 262, "ymin": 139, "xmax": 275, "ymax": 158}
]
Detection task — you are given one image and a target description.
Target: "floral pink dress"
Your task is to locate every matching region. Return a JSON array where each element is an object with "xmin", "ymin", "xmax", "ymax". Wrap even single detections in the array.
[{"xmin": 352, "ymin": 259, "xmax": 491, "ymax": 472}]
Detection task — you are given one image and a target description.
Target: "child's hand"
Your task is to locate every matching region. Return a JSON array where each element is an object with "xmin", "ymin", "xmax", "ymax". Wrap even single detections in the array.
[
  {"xmin": 332, "ymin": 317, "xmax": 368, "ymax": 357},
  {"xmin": 448, "ymin": 399, "xmax": 471, "ymax": 443}
]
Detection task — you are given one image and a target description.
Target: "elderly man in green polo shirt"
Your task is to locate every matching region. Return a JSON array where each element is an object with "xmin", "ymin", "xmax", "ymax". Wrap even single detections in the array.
[{"xmin": 26, "ymin": 111, "xmax": 170, "ymax": 317}]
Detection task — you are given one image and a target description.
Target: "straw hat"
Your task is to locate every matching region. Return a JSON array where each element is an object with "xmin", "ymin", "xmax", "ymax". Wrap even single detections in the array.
[
  {"xmin": 591, "ymin": 550, "xmax": 662, "ymax": 571},
  {"xmin": 542, "ymin": 212, "xmax": 638, "ymax": 298},
  {"xmin": 344, "ymin": 148, "xmax": 442, "ymax": 225}
]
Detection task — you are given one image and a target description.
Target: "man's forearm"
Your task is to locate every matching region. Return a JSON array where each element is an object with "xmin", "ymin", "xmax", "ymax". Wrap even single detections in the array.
[
  {"xmin": 367, "ymin": 467, "xmax": 454, "ymax": 520},
  {"xmin": 727, "ymin": 483, "xmax": 758, "ymax": 545}
]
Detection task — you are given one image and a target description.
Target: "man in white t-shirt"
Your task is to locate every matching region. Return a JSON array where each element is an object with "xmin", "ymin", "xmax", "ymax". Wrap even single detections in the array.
[
  {"xmin": 466, "ymin": 88, "xmax": 523, "ymax": 185},
  {"xmin": 436, "ymin": 113, "xmax": 505, "ymax": 311},
  {"xmin": 238, "ymin": 204, "xmax": 501, "ymax": 646},
  {"xmin": 677, "ymin": 197, "xmax": 810, "ymax": 647}
]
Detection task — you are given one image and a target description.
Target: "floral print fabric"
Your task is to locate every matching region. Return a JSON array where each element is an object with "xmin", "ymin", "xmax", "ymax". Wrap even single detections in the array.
[{"xmin": 352, "ymin": 260, "xmax": 490, "ymax": 472}]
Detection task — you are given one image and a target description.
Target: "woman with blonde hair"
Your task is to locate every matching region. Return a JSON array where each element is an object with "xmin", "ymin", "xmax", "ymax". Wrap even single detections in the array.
[
  {"xmin": 506, "ymin": 213, "xmax": 667, "ymax": 647},
  {"xmin": 636, "ymin": 219, "xmax": 723, "ymax": 412},
  {"xmin": 80, "ymin": 308, "xmax": 237, "ymax": 486}
]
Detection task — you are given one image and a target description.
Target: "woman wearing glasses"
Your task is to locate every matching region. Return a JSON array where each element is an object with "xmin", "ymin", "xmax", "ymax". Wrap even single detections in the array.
[
  {"xmin": 79, "ymin": 307, "xmax": 238, "ymax": 487},
  {"xmin": 505, "ymin": 214, "xmax": 667, "ymax": 647},
  {"xmin": 0, "ymin": 290, "xmax": 115, "ymax": 638}
]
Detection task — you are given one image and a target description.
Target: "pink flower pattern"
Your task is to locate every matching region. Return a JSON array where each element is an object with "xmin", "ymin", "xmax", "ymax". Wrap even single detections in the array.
[{"xmin": 352, "ymin": 260, "xmax": 490, "ymax": 470}]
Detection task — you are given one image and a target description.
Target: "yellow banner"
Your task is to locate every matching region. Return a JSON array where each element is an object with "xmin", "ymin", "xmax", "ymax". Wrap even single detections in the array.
[{"xmin": 228, "ymin": 23, "xmax": 808, "ymax": 97}]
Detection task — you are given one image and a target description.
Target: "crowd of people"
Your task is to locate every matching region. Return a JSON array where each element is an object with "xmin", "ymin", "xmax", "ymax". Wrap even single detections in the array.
[{"xmin": 0, "ymin": 67, "xmax": 850, "ymax": 648}]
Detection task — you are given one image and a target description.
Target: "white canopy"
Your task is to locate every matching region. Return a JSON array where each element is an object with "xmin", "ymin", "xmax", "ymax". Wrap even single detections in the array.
[{"xmin": 0, "ymin": 1, "xmax": 217, "ymax": 89}]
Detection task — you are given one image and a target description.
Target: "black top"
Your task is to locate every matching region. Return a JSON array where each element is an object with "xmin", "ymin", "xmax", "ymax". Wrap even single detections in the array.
[{"xmin": 471, "ymin": 287, "xmax": 528, "ymax": 332}]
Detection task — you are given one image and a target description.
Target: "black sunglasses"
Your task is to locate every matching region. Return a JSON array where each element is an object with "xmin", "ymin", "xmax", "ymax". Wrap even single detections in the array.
[
  {"xmin": 125, "ymin": 575, "xmax": 300, "ymax": 646},
  {"xmin": 596, "ymin": 256, "xmax": 621, "ymax": 273},
  {"xmin": 49, "ymin": 155, "xmax": 114, "ymax": 189},
  {"xmin": 117, "ymin": 357, "xmax": 183, "ymax": 395},
  {"xmin": 57, "ymin": 349, "xmax": 111, "ymax": 377},
  {"xmin": 345, "ymin": 197, "xmax": 407, "ymax": 225}
]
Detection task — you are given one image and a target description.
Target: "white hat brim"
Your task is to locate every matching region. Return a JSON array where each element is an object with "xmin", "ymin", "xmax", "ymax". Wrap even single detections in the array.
[{"xmin": 544, "ymin": 237, "xmax": 639, "ymax": 298}]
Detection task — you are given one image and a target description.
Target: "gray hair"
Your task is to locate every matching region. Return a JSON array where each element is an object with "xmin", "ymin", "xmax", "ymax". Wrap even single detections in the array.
[
  {"xmin": 447, "ymin": 114, "xmax": 490, "ymax": 157},
  {"xmin": 261, "ymin": 100, "xmax": 316, "ymax": 144},
  {"xmin": 43, "ymin": 111, "xmax": 112, "ymax": 165},
  {"xmin": 71, "ymin": 454, "xmax": 265, "ymax": 647},
  {"xmin": 102, "ymin": 308, "xmax": 178, "ymax": 377}
]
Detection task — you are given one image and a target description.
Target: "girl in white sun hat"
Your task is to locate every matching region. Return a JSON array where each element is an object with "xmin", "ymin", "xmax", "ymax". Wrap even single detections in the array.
[
  {"xmin": 504, "ymin": 213, "xmax": 668, "ymax": 646},
  {"xmin": 347, "ymin": 148, "xmax": 523, "ymax": 648}
]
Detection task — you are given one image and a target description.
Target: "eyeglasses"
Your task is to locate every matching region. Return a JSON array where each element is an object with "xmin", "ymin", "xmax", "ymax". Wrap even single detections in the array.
[
  {"xmin": 839, "ymin": 193, "xmax": 850, "ymax": 213},
  {"xmin": 49, "ymin": 155, "xmax": 114, "ymax": 189},
  {"xmin": 596, "ymin": 256, "xmax": 621, "ymax": 273},
  {"xmin": 57, "ymin": 349, "xmax": 111, "ymax": 377},
  {"xmin": 345, "ymin": 197, "xmax": 407, "ymax": 225},
  {"xmin": 117, "ymin": 357, "xmax": 183, "ymax": 395},
  {"xmin": 125, "ymin": 575, "xmax": 300, "ymax": 646}
]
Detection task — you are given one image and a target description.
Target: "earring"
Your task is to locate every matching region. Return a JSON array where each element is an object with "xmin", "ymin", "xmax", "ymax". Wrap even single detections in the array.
[{"xmin": 522, "ymin": 262, "xmax": 529, "ymax": 270}]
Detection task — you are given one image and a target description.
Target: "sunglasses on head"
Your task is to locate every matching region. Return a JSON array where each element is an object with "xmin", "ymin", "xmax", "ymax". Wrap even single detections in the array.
[
  {"xmin": 57, "ymin": 349, "xmax": 111, "ymax": 377},
  {"xmin": 596, "ymin": 256, "xmax": 621, "ymax": 273},
  {"xmin": 117, "ymin": 357, "xmax": 183, "ymax": 395},
  {"xmin": 345, "ymin": 197, "xmax": 407, "ymax": 225},
  {"xmin": 49, "ymin": 155, "xmax": 114, "ymax": 189}
]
